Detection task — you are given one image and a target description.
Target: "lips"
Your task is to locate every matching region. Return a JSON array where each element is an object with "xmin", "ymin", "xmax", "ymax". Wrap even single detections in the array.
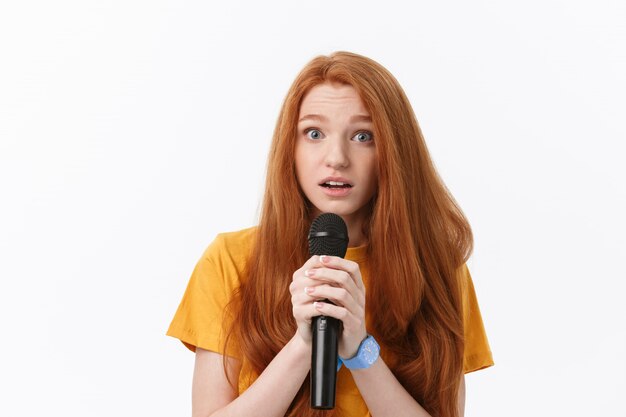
[{"xmin": 318, "ymin": 177, "xmax": 354, "ymax": 188}]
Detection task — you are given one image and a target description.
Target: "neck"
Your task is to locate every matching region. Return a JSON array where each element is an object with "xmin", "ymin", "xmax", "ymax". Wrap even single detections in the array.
[{"xmin": 344, "ymin": 216, "xmax": 367, "ymax": 247}]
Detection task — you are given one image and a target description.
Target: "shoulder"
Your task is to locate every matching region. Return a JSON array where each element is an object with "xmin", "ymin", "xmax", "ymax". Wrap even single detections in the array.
[
  {"xmin": 214, "ymin": 226, "xmax": 258, "ymax": 248},
  {"xmin": 455, "ymin": 262, "xmax": 495, "ymax": 372},
  {"xmin": 456, "ymin": 263, "xmax": 472, "ymax": 292},
  {"xmin": 209, "ymin": 225, "xmax": 258, "ymax": 255},
  {"xmin": 201, "ymin": 226, "xmax": 259, "ymax": 272},
  {"xmin": 456, "ymin": 263, "xmax": 476, "ymax": 311}
]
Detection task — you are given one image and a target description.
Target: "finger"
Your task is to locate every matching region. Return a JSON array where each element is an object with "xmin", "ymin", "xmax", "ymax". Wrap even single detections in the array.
[
  {"xmin": 304, "ymin": 267, "xmax": 364, "ymax": 307},
  {"xmin": 289, "ymin": 276, "xmax": 321, "ymax": 295},
  {"xmin": 295, "ymin": 302, "xmax": 333, "ymax": 324},
  {"xmin": 292, "ymin": 255, "xmax": 326, "ymax": 281},
  {"xmin": 317, "ymin": 255, "xmax": 364, "ymax": 290},
  {"xmin": 306, "ymin": 284, "xmax": 360, "ymax": 313},
  {"xmin": 305, "ymin": 267, "xmax": 359, "ymax": 295},
  {"xmin": 289, "ymin": 278, "xmax": 320, "ymax": 307},
  {"xmin": 313, "ymin": 301, "xmax": 363, "ymax": 333},
  {"xmin": 292, "ymin": 303, "xmax": 314, "ymax": 323}
]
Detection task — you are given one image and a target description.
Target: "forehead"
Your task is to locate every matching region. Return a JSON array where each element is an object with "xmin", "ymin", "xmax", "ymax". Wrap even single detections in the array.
[{"xmin": 299, "ymin": 82, "xmax": 369, "ymax": 116}]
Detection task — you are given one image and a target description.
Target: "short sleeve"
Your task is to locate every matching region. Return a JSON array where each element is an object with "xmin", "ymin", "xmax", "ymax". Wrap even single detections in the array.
[
  {"xmin": 166, "ymin": 234, "xmax": 241, "ymax": 358},
  {"xmin": 459, "ymin": 264, "xmax": 494, "ymax": 373}
]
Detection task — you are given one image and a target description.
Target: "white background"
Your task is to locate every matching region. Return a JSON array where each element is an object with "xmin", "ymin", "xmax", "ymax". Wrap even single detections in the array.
[{"xmin": 1, "ymin": 1, "xmax": 624, "ymax": 416}]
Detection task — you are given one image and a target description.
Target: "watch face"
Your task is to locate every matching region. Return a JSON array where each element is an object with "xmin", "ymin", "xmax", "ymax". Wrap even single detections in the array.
[{"xmin": 362, "ymin": 338, "xmax": 380, "ymax": 364}]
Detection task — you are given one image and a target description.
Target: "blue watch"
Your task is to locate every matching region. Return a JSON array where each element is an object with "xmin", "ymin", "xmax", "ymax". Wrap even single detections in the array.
[{"xmin": 339, "ymin": 335, "xmax": 380, "ymax": 370}]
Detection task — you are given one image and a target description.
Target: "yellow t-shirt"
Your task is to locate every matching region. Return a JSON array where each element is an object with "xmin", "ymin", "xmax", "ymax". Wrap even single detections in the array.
[{"xmin": 167, "ymin": 226, "xmax": 494, "ymax": 415}]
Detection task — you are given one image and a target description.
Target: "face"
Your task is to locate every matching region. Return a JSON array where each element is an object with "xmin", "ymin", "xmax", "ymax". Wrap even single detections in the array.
[{"xmin": 295, "ymin": 82, "xmax": 378, "ymax": 225}]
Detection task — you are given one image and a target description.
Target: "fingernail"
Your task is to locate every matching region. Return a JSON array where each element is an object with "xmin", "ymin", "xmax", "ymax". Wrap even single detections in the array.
[
  {"xmin": 304, "ymin": 287, "xmax": 314, "ymax": 295},
  {"xmin": 320, "ymin": 255, "xmax": 329, "ymax": 263},
  {"xmin": 305, "ymin": 269, "xmax": 315, "ymax": 277},
  {"xmin": 314, "ymin": 301, "xmax": 323, "ymax": 309}
]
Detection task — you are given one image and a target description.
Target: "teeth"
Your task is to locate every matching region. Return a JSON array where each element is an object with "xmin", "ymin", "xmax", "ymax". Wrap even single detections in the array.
[{"xmin": 326, "ymin": 181, "xmax": 345, "ymax": 186}]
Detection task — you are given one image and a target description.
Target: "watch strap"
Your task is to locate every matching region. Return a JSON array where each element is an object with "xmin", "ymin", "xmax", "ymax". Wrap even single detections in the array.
[{"xmin": 340, "ymin": 335, "xmax": 380, "ymax": 370}]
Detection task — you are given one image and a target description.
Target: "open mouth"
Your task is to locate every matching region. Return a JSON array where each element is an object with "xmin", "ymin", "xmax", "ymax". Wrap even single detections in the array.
[{"xmin": 319, "ymin": 181, "xmax": 353, "ymax": 189}]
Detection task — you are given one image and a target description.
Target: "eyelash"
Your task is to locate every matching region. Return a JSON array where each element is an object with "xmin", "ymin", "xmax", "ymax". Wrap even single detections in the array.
[{"xmin": 303, "ymin": 128, "xmax": 374, "ymax": 143}]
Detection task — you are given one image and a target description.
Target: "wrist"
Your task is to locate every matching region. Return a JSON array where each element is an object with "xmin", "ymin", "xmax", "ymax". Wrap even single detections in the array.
[
  {"xmin": 342, "ymin": 334, "xmax": 369, "ymax": 360},
  {"xmin": 289, "ymin": 333, "xmax": 312, "ymax": 359},
  {"xmin": 339, "ymin": 335, "xmax": 380, "ymax": 370}
]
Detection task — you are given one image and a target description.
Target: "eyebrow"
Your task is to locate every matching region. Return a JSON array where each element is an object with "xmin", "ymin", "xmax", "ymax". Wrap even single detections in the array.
[{"xmin": 298, "ymin": 114, "xmax": 372, "ymax": 123}]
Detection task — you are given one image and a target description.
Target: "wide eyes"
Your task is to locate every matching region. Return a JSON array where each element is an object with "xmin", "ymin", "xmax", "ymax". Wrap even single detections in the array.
[
  {"xmin": 304, "ymin": 128, "xmax": 373, "ymax": 143},
  {"xmin": 307, "ymin": 129, "xmax": 323, "ymax": 140},
  {"xmin": 354, "ymin": 132, "xmax": 372, "ymax": 143}
]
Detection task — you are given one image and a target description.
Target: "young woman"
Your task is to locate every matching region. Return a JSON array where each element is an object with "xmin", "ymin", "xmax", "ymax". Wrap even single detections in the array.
[{"xmin": 167, "ymin": 51, "xmax": 493, "ymax": 417}]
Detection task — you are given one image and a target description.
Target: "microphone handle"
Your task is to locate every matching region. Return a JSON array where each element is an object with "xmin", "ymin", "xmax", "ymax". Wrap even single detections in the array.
[{"xmin": 311, "ymin": 308, "xmax": 341, "ymax": 409}]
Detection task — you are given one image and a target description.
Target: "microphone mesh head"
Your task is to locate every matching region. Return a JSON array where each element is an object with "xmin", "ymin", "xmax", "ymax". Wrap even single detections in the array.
[{"xmin": 308, "ymin": 213, "xmax": 349, "ymax": 258}]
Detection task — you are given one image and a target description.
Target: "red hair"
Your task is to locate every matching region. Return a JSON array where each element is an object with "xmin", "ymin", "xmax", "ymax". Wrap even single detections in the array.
[{"xmin": 225, "ymin": 51, "xmax": 473, "ymax": 417}]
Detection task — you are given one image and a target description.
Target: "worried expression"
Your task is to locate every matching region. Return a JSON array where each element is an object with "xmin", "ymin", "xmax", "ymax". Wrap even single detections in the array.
[{"xmin": 295, "ymin": 82, "xmax": 378, "ymax": 223}]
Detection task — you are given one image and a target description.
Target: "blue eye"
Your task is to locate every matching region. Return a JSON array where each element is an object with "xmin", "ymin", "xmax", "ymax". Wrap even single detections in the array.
[
  {"xmin": 353, "ymin": 131, "xmax": 373, "ymax": 143},
  {"xmin": 305, "ymin": 129, "xmax": 323, "ymax": 140}
]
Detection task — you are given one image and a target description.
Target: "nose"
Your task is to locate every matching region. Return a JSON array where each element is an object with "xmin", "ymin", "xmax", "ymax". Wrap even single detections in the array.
[{"xmin": 324, "ymin": 137, "xmax": 349, "ymax": 169}]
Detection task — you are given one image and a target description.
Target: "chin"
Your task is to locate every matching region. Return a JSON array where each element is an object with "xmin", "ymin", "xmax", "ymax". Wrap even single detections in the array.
[{"xmin": 311, "ymin": 201, "xmax": 360, "ymax": 218}]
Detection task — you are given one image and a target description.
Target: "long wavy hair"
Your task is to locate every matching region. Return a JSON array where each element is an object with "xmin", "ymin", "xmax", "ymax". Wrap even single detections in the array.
[{"xmin": 225, "ymin": 51, "xmax": 473, "ymax": 417}]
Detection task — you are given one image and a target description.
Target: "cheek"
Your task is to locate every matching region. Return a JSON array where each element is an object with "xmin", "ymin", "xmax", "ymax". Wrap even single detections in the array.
[
  {"xmin": 294, "ymin": 145, "xmax": 304, "ymax": 173},
  {"xmin": 295, "ymin": 146, "xmax": 318, "ymax": 176},
  {"xmin": 294, "ymin": 147, "xmax": 311, "ymax": 188},
  {"xmin": 362, "ymin": 157, "xmax": 379, "ymax": 189}
]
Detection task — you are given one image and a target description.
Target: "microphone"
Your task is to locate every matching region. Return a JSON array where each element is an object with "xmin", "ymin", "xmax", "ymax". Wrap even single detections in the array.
[{"xmin": 308, "ymin": 213, "xmax": 349, "ymax": 409}]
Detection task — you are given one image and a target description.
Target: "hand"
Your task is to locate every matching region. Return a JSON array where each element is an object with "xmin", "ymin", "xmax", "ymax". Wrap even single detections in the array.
[
  {"xmin": 289, "ymin": 255, "xmax": 327, "ymax": 345},
  {"xmin": 289, "ymin": 254, "xmax": 367, "ymax": 358}
]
